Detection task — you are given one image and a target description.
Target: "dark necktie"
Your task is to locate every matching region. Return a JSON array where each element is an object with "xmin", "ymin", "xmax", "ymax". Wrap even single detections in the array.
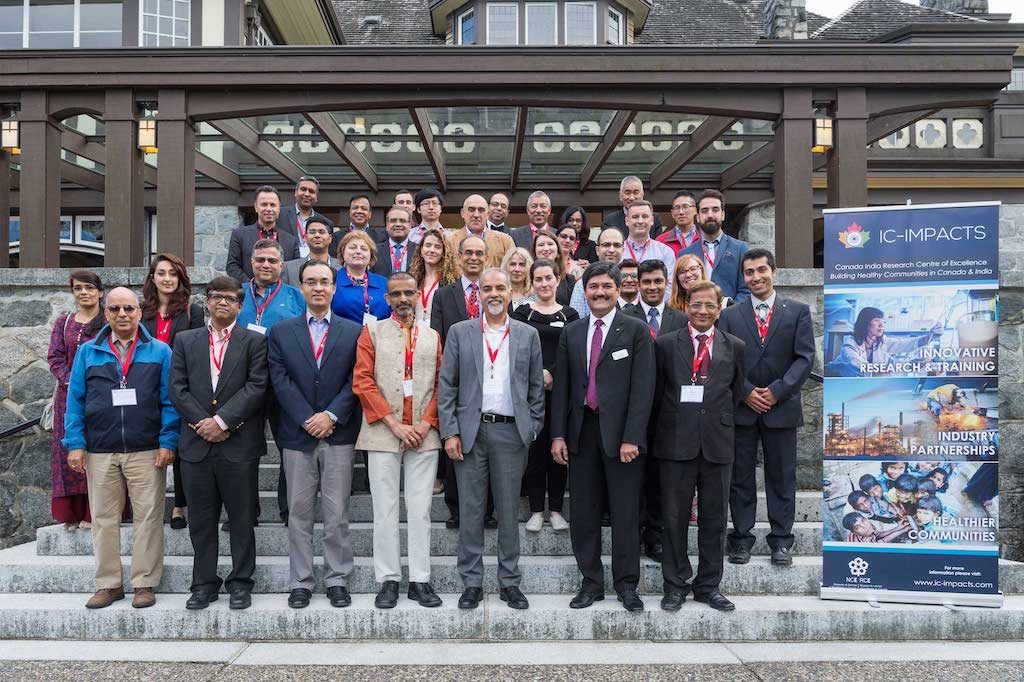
[
  {"xmin": 586, "ymin": 319, "xmax": 604, "ymax": 411},
  {"xmin": 467, "ymin": 282, "xmax": 480, "ymax": 319},
  {"xmin": 756, "ymin": 302, "xmax": 769, "ymax": 323},
  {"xmin": 392, "ymin": 243, "xmax": 404, "ymax": 268},
  {"xmin": 648, "ymin": 307, "xmax": 660, "ymax": 336},
  {"xmin": 696, "ymin": 333, "xmax": 710, "ymax": 384}
]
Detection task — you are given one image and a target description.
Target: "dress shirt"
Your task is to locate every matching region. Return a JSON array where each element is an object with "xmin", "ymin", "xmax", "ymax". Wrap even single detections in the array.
[
  {"xmin": 461, "ymin": 275, "xmax": 480, "ymax": 301},
  {"xmin": 689, "ymin": 323, "xmax": 715, "ymax": 359},
  {"xmin": 237, "ymin": 280, "xmax": 306, "ymax": 331},
  {"xmin": 481, "ymin": 318, "xmax": 514, "ymax": 416},
  {"xmin": 570, "ymin": 279, "xmax": 629, "ymax": 318},
  {"xmin": 353, "ymin": 321, "xmax": 441, "ymax": 428},
  {"xmin": 752, "ymin": 291, "xmax": 778, "ymax": 321},
  {"xmin": 208, "ymin": 320, "xmax": 237, "ymax": 430},
  {"xmin": 701, "ymin": 233, "xmax": 723, "ymax": 273},
  {"xmin": 387, "ymin": 238, "xmax": 411, "ymax": 271},
  {"xmin": 409, "ymin": 222, "xmax": 443, "ymax": 244},
  {"xmin": 620, "ymin": 238, "xmax": 676, "ymax": 299},
  {"xmin": 585, "ymin": 308, "xmax": 617, "ymax": 374},
  {"xmin": 487, "ymin": 221, "xmax": 508, "ymax": 233},
  {"xmin": 293, "ymin": 204, "xmax": 312, "ymax": 257},
  {"xmin": 656, "ymin": 225, "xmax": 699, "ymax": 256},
  {"xmin": 639, "ymin": 300, "xmax": 666, "ymax": 321},
  {"xmin": 306, "ymin": 310, "xmax": 330, "ymax": 368}
]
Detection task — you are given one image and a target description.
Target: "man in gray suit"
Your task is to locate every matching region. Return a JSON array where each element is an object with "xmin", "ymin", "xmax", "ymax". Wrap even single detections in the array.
[
  {"xmin": 281, "ymin": 217, "xmax": 340, "ymax": 286},
  {"xmin": 438, "ymin": 268, "xmax": 545, "ymax": 611}
]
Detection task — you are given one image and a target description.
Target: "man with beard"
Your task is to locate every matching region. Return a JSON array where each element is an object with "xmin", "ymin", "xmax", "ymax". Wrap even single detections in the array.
[
  {"xmin": 509, "ymin": 191, "xmax": 553, "ymax": 249},
  {"xmin": 678, "ymin": 189, "xmax": 749, "ymax": 304},
  {"xmin": 602, "ymin": 176, "xmax": 664, "ymax": 238},
  {"xmin": 277, "ymin": 176, "xmax": 334, "ymax": 258},
  {"xmin": 438, "ymin": 268, "xmax": 545, "ymax": 610}
]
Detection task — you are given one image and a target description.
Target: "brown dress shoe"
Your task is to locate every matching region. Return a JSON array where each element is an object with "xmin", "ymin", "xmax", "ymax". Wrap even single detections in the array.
[
  {"xmin": 132, "ymin": 587, "xmax": 156, "ymax": 609},
  {"xmin": 85, "ymin": 587, "xmax": 125, "ymax": 609}
]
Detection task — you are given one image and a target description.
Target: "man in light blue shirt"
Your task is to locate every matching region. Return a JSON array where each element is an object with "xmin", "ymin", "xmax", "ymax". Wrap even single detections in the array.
[
  {"xmin": 570, "ymin": 228, "xmax": 625, "ymax": 317},
  {"xmin": 237, "ymin": 239, "xmax": 306, "ymax": 334}
]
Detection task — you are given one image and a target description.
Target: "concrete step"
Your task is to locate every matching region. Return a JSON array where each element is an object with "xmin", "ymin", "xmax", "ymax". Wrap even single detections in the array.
[
  {"xmin": 37, "ymin": 521, "xmax": 823, "ymax": 558},
  {"xmin": 162, "ymin": 490, "xmax": 824, "ymax": 524},
  {"xmin": 0, "ymin": 592, "xmax": 1020, "ymax": 641}
]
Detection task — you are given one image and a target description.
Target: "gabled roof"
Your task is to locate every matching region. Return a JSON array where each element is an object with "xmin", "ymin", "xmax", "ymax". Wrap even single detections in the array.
[
  {"xmin": 331, "ymin": 0, "xmax": 443, "ymax": 46},
  {"xmin": 807, "ymin": 11, "xmax": 830, "ymax": 35},
  {"xmin": 636, "ymin": 0, "xmax": 769, "ymax": 46},
  {"xmin": 811, "ymin": 0, "xmax": 987, "ymax": 41}
]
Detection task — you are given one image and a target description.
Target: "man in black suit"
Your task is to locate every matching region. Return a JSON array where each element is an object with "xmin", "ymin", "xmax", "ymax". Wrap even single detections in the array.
[
  {"xmin": 168, "ymin": 276, "xmax": 268, "ymax": 611},
  {"xmin": 551, "ymin": 261, "xmax": 656, "ymax": 612},
  {"xmin": 623, "ymin": 259, "xmax": 688, "ymax": 563},
  {"xmin": 718, "ymin": 248, "xmax": 814, "ymax": 567},
  {"xmin": 509, "ymin": 191, "xmax": 553, "ymax": 249},
  {"xmin": 372, "ymin": 206, "xmax": 416, "ymax": 277},
  {"xmin": 487, "ymin": 192, "xmax": 511, "ymax": 234},
  {"xmin": 652, "ymin": 280, "xmax": 746, "ymax": 613},
  {"xmin": 601, "ymin": 176, "xmax": 664, "ymax": 238},
  {"xmin": 276, "ymin": 175, "xmax": 334, "ymax": 259},
  {"xmin": 226, "ymin": 186, "xmax": 301, "ymax": 282},
  {"xmin": 429, "ymin": 234, "xmax": 495, "ymax": 528}
]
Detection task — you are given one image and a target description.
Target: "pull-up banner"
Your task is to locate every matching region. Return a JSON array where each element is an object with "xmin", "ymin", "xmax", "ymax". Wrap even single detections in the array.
[{"xmin": 821, "ymin": 201, "xmax": 1002, "ymax": 608}]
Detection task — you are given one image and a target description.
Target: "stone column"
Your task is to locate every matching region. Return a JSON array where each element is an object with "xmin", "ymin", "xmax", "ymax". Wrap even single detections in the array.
[
  {"xmin": 826, "ymin": 87, "xmax": 868, "ymax": 210},
  {"xmin": 103, "ymin": 89, "xmax": 146, "ymax": 266},
  {"xmin": 156, "ymin": 89, "xmax": 196, "ymax": 264},
  {"xmin": 774, "ymin": 88, "xmax": 814, "ymax": 268},
  {"xmin": 763, "ymin": 0, "xmax": 808, "ymax": 40},
  {"xmin": 17, "ymin": 92, "xmax": 62, "ymax": 268},
  {"xmin": 0, "ymin": 150, "xmax": 9, "ymax": 267}
]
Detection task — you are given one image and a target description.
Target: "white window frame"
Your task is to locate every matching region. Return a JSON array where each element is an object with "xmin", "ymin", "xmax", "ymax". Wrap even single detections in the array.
[
  {"xmin": 486, "ymin": 2, "xmax": 518, "ymax": 46},
  {"xmin": 456, "ymin": 6, "xmax": 474, "ymax": 45},
  {"xmin": 75, "ymin": 215, "xmax": 106, "ymax": 244},
  {"xmin": 9, "ymin": 0, "xmax": 122, "ymax": 49},
  {"xmin": 564, "ymin": 1, "xmax": 597, "ymax": 46},
  {"xmin": 139, "ymin": 0, "xmax": 190, "ymax": 47},
  {"xmin": 524, "ymin": 2, "xmax": 557, "ymax": 46},
  {"xmin": 607, "ymin": 6, "xmax": 624, "ymax": 45}
]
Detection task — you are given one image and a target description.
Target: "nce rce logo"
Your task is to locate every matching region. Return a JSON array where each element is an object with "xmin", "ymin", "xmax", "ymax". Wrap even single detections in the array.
[{"xmin": 838, "ymin": 222, "xmax": 870, "ymax": 249}]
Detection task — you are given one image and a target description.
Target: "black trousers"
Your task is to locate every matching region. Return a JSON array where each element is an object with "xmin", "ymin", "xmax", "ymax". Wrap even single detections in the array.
[
  {"xmin": 180, "ymin": 455, "xmax": 258, "ymax": 594},
  {"xmin": 728, "ymin": 422, "xmax": 797, "ymax": 552},
  {"xmin": 171, "ymin": 462, "xmax": 187, "ymax": 508},
  {"xmin": 660, "ymin": 452, "xmax": 730, "ymax": 597},
  {"xmin": 640, "ymin": 445, "xmax": 662, "ymax": 545},
  {"xmin": 569, "ymin": 409, "xmax": 643, "ymax": 595},
  {"xmin": 524, "ymin": 392, "xmax": 567, "ymax": 513}
]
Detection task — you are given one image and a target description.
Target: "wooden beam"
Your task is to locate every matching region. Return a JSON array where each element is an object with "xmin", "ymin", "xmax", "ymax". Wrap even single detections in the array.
[
  {"xmin": 305, "ymin": 111, "xmax": 378, "ymax": 191},
  {"xmin": 720, "ymin": 142, "xmax": 776, "ymax": 190},
  {"xmin": 866, "ymin": 108, "xmax": 940, "ymax": 144},
  {"xmin": 61, "ymin": 160, "xmax": 105, "ymax": 191},
  {"xmin": 579, "ymin": 110, "xmax": 637, "ymax": 191},
  {"xmin": 410, "ymin": 108, "xmax": 447, "ymax": 191},
  {"xmin": 61, "ymin": 128, "xmax": 158, "ymax": 186},
  {"xmin": 209, "ymin": 117, "xmax": 304, "ymax": 184},
  {"xmin": 194, "ymin": 153, "xmax": 241, "ymax": 192},
  {"xmin": 510, "ymin": 106, "xmax": 528, "ymax": 190},
  {"xmin": 650, "ymin": 115, "xmax": 737, "ymax": 189}
]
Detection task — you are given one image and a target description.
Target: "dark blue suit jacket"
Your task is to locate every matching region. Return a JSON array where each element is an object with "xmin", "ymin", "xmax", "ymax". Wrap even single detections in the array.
[
  {"xmin": 679, "ymin": 233, "xmax": 750, "ymax": 303},
  {"xmin": 267, "ymin": 313, "xmax": 363, "ymax": 451}
]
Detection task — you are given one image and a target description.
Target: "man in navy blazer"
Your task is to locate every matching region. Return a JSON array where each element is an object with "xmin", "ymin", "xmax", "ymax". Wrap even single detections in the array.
[
  {"xmin": 268, "ymin": 260, "xmax": 363, "ymax": 610},
  {"xmin": 678, "ymin": 189, "xmax": 749, "ymax": 304},
  {"xmin": 717, "ymin": 248, "xmax": 814, "ymax": 568},
  {"xmin": 276, "ymin": 176, "xmax": 335, "ymax": 259}
]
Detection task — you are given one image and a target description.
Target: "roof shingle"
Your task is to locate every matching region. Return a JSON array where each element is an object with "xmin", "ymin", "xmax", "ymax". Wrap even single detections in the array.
[
  {"xmin": 811, "ymin": 0, "xmax": 987, "ymax": 41},
  {"xmin": 332, "ymin": 0, "xmax": 443, "ymax": 46}
]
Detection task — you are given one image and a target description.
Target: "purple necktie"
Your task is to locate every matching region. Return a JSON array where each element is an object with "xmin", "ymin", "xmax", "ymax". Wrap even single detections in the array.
[{"xmin": 586, "ymin": 319, "xmax": 603, "ymax": 411}]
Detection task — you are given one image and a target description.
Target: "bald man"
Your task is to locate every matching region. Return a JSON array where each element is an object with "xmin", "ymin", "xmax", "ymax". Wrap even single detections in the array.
[
  {"xmin": 63, "ymin": 287, "xmax": 179, "ymax": 610},
  {"xmin": 447, "ymin": 194, "xmax": 515, "ymax": 269}
]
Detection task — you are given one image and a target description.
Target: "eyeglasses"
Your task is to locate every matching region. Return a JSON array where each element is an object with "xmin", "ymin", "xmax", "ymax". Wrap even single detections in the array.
[
  {"xmin": 106, "ymin": 305, "xmax": 138, "ymax": 314},
  {"xmin": 688, "ymin": 302, "xmax": 720, "ymax": 311},
  {"xmin": 387, "ymin": 289, "xmax": 418, "ymax": 298},
  {"xmin": 301, "ymin": 279, "xmax": 333, "ymax": 288},
  {"xmin": 621, "ymin": 273, "xmax": 638, "ymax": 281},
  {"xmin": 598, "ymin": 241, "xmax": 623, "ymax": 249},
  {"xmin": 461, "ymin": 249, "xmax": 486, "ymax": 258},
  {"xmin": 253, "ymin": 256, "xmax": 281, "ymax": 264},
  {"xmin": 673, "ymin": 203, "xmax": 695, "ymax": 210},
  {"xmin": 681, "ymin": 265, "xmax": 703, "ymax": 275},
  {"xmin": 208, "ymin": 293, "xmax": 241, "ymax": 304},
  {"xmin": 72, "ymin": 284, "xmax": 97, "ymax": 293}
]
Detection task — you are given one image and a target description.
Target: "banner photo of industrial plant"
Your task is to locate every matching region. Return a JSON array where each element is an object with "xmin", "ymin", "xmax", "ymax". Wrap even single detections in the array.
[{"xmin": 821, "ymin": 201, "xmax": 1001, "ymax": 608}]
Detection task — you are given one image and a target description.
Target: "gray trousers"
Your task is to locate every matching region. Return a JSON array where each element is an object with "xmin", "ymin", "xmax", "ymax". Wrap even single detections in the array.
[
  {"xmin": 453, "ymin": 421, "xmax": 527, "ymax": 589},
  {"xmin": 283, "ymin": 441, "xmax": 355, "ymax": 590}
]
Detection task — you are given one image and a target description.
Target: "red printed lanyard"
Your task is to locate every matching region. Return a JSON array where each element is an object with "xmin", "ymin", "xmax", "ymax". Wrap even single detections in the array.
[
  {"xmin": 361, "ymin": 277, "xmax": 370, "ymax": 313},
  {"xmin": 250, "ymin": 279, "xmax": 281, "ymax": 325},
  {"xmin": 308, "ymin": 319, "xmax": 329, "ymax": 363},
  {"xmin": 108, "ymin": 332, "xmax": 140, "ymax": 388},
  {"xmin": 391, "ymin": 242, "xmax": 406, "ymax": 272},
  {"xmin": 420, "ymin": 277, "xmax": 440, "ymax": 311},
  {"xmin": 481, "ymin": 316, "xmax": 510, "ymax": 375},
  {"xmin": 209, "ymin": 329, "xmax": 231, "ymax": 372},
  {"xmin": 755, "ymin": 303, "xmax": 775, "ymax": 344},
  {"xmin": 702, "ymin": 242, "xmax": 717, "ymax": 271},
  {"xmin": 626, "ymin": 239, "xmax": 651, "ymax": 263},
  {"xmin": 690, "ymin": 326, "xmax": 714, "ymax": 384},
  {"xmin": 393, "ymin": 314, "xmax": 420, "ymax": 379},
  {"xmin": 296, "ymin": 216, "xmax": 307, "ymax": 243}
]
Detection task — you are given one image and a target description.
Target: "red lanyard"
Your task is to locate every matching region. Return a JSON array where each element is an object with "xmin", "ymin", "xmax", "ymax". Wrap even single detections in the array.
[
  {"xmin": 690, "ymin": 326, "xmax": 714, "ymax": 383},
  {"xmin": 209, "ymin": 328, "xmax": 231, "ymax": 372},
  {"xmin": 678, "ymin": 228, "xmax": 699, "ymax": 247},
  {"xmin": 250, "ymin": 279, "xmax": 281, "ymax": 325},
  {"xmin": 391, "ymin": 242, "xmax": 406, "ymax": 272},
  {"xmin": 296, "ymin": 216, "xmax": 306, "ymax": 243},
  {"xmin": 481, "ymin": 317, "xmax": 510, "ymax": 373},
  {"xmin": 308, "ymin": 318, "xmax": 329, "ymax": 363},
  {"xmin": 626, "ymin": 239, "xmax": 651, "ymax": 263},
  {"xmin": 420, "ymin": 277, "xmax": 440, "ymax": 312},
  {"xmin": 155, "ymin": 314, "xmax": 172, "ymax": 342},
  {"xmin": 755, "ymin": 302, "xmax": 775, "ymax": 343},
  {"xmin": 259, "ymin": 227, "xmax": 278, "ymax": 242},
  {"xmin": 107, "ymin": 332, "xmax": 140, "ymax": 388},
  {"xmin": 360, "ymin": 277, "xmax": 370, "ymax": 313},
  {"xmin": 702, "ymin": 242, "xmax": 717, "ymax": 271},
  {"xmin": 392, "ymin": 314, "xmax": 420, "ymax": 378}
]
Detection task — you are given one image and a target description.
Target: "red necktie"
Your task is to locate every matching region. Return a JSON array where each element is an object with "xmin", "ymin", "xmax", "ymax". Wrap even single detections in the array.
[
  {"xmin": 586, "ymin": 320, "xmax": 604, "ymax": 410},
  {"xmin": 466, "ymin": 282, "xmax": 480, "ymax": 319},
  {"xmin": 696, "ymin": 333, "xmax": 711, "ymax": 384}
]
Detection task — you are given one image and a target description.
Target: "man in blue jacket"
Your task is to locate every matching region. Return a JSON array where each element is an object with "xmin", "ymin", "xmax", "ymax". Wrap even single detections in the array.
[
  {"xmin": 64, "ymin": 287, "xmax": 179, "ymax": 610},
  {"xmin": 678, "ymin": 189, "xmax": 750, "ymax": 304},
  {"xmin": 268, "ymin": 260, "xmax": 363, "ymax": 609}
]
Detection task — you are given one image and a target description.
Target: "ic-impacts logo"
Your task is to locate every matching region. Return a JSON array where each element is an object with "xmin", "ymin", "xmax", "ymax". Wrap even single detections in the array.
[
  {"xmin": 849, "ymin": 557, "xmax": 869, "ymax": 577},
  {"xmin": 838, "ymin": 222, "xmax": 870, "ymax": 248}
]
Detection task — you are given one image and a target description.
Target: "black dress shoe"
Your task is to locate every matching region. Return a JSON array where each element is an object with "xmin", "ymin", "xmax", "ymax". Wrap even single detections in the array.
[
  {"xmin": 408, "ymin": 582, "xmax": 442, "ymax": 608},
  {"xmin": 327, "ymin": 586, "xmax": 351, "ymax": 608},
  {"xmin": 169, "ymin": 516, "xmax": 188, "ymax": 530},
  {"xmin": 643, "ymin": 542, "xmax": 664, "ymax": 563},
  {"xmin": 288, "ymin": 588, "xmax": 312, "ymax": 608},
  {"xmin": 771, "ymin": 546, "xmax": 793, "ymax": 566},
  {"xmin": 185, "ymin": 591, "xmax": 218, "ymax": 610},
  {"xmin": 601, "ymin": 513, "xmax": 611, "ymax": 527},
  {"xmin": 445, "ymin": 516, "xmax": 460, "ymax": 529},
  {"xmin": 484, "ymin": 516, "xmax": 498, "ymax": 529},
  {"xmin": 569, "ymin": 589, "xmax": 604, "ymax": 609},
  {"xmin": 695, "ymin": 591, "xmax": 735, "ymax": 611},
  {"xmin": 375, "ymin": 580, "xmax": 399, "ymax": 609},
  {"xmin": 229, "ymin": 589, "xmax": 251, "ymax": 610},
  {"xmin": 458, "ymin": 586, "xmax": 483, "ymax": 609},
  {"xmin": 661, "ymin": 591, "xmax": 686, "ymax": 612},
  {"xmin": 499, "ymin": 586, "xmax": 529, "ymax": 610},
  {"xmin": 727, "ymin": 546, "xmax": 751, "ymax": 565},
  {"xmin": 617, "ymin": 589, "xmax": 645, "ymax": 612}
]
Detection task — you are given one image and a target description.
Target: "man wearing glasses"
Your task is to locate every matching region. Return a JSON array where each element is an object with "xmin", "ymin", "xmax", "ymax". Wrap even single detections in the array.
[
  {"xmin": 569, "ymin": 228, "xmax": 626, "ymax": 317},
  {"xmin": 657, "ymin": 190, "xmax": 700, "ymax": 256},
  {"xmin": 169, "ymin": 276, "xmax": 269, "ymax": 611},
  {"xmin": 277, "ymin": 176, "xmax": 334, "ymax": 259},
  {"xmin": 63, "ymin": 287, "xmax": 179, "ymax": 610}
]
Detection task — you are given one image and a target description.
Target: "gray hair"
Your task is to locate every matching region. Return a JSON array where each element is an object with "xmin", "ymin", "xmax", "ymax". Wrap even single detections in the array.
[
  {"xmin": 619, "ymin": 175, "xmax": 643, "ymax": 191},
  {"xmin": 459, "ymin": 234, "xmax": 488, "ymax": 254},
  {"xmin": 386, "ymin": 205, "xmax": 413, "ymax": 221},
  {"xmin": 480, "ymin": 267, "xmax": 512, "ymax": 287},
  {"xmin": 251, "ymin": 238, "xmax": 285, "ymax": 260},
  {"xmin": 526, "ymin": 190, "xmax": 550, "ymax": 206}
]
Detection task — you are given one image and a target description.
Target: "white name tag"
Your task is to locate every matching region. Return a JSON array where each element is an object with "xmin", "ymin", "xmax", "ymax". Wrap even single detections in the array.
[
  {"xmin": 363, "ymin": 313, "xmax": 377, "ymax": 326},
  {"xmin": 550, "ymin": 321, "xmax": 565, "ymax": 328},
  {"xmin": 611, "ymin": 348, "xmax": 629, "ymax": 361},
  {"xmin": 298, "ymin": 243, "xmax": 310, "ymax": 258},
  {"xmin": 247, "ymin": 323, "xmax": 267, "ymax": 335},
  {"xmin": 111, "ymin": 388, "xmax": 137, "ymax": 406},
  {"xmin": 403, "ymin": 379, "xmax": 414, "ymax": 397},
  {"xmin": 680, "ymin": 385, "xmax": 705, "ymax": 403}
]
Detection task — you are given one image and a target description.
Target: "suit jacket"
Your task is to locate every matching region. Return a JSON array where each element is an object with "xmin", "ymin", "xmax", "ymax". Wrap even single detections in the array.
[
  {"xmin": 281, "ymin": 256, "xmax": 340, "ymax": 287},
  {"xmin": 267, "ymin": 313, "xmax": 363, "ymax": 450},
  {"xmin": 141, "ymin": 303, "xmax": 205, "ymax": 347},
  {"xmin": 447, "ymin": 228, "xmax": 514, "ymax": 269},
  {"xmin": 550, "ymin": 311, "xmax": 656, "ymax": 457},
  {"xmin": 509, "ymin": 225, "xmax": 540, "ymax": 250},
  {"xmin": 437, "ymin": 317, "xmax": 545, "ymax": 452},
  {"xmin": 372, "ymin": 240, "xmax": 418, "ymax": 277},
  {"xmin": 226, "ymin": 223, "xmax": 301, "ymax": 283},
  {"xmin": 717, "ymin": 296, "xmax": 814, "ymax": 428},
  {"xmin": 678, "ymin": 233, "xmax": 750, "ymax": 303},
  {"xmin": 601, "ymin": 209, "xmax": 664, "ymax": 239},
  {"xmin": 276, "ymin": 205, "xmax": 335, "ymax": 248},
  {"xmin": 430, "ymin": 281, "xmax": 471, "ymax": 348},
  {"xmin": 651, "ymin": 328, "xmax": 746, "ymax": 464},
  {"xmin": 623, "ymin": 303, "xmax": 688, "ymax": 338},
  {"xmin": 169, "ymin": 326, "xmax": 268, "ymax": 463}
]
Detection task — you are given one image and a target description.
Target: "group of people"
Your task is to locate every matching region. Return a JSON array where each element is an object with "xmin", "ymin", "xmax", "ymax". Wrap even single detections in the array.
[{"xmin": 50, "ymin": 174, "xmax": 814, "ymax": 615}]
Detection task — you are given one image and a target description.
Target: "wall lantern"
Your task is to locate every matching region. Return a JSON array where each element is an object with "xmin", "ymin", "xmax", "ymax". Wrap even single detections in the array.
[
  {"xmin": 137, "ymin": 118, "xmax": 158, "ymax": 154},
  {"xmin": 1, "ymin": 119, "xmax": 19, "ymax": 155},
  {"xmin": 812, "ymin": 109, "xmax": 833, "ymax": 154}
]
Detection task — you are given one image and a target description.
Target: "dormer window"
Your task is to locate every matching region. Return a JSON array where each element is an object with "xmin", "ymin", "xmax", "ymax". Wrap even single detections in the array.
[
  {"xmin": 487, "ymin": 3, "xmax": 518, "ymax": 45},
  {"xmin": 566, "ymin": 2, "xmax": 597, "ymax": 46},
  {"xmin": 525, "ymin": 3, "xmax": 557, "ymax": 45},
  {"xmin": 607, "ymin": 6, "xmax": 624, "ymax": 45},
  {"xmin": 457, "ymin": 7, "xmax": 475, "ymax": 44}
]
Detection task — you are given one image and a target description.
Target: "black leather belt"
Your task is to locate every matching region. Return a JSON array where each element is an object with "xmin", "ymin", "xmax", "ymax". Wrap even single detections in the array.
[{"xmin": 481, "ymin": 413, "xmax": 515, "ymax": 424}]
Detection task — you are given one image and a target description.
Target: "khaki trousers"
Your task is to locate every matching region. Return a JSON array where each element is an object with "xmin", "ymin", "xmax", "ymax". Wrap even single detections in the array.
[{"xmin": 86, "ymin": 450, "xmax": 165, "ymax": 589}]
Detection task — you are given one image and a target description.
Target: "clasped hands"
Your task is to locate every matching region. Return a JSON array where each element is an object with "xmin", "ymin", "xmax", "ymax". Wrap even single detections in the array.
[
  {"xmin": 551, "ymin": 439, "xmax": 639, "ymax": 465},
  {"xmin": 305, "ymin": 412, "xmax": 336, "ymax": 440},
  {"xmin": 389, "ymin": 416, "xmax": 431, "ymax": 451},
  {"xmin": 744, "ymin": 387, "xmax": 778, "ymax": 414}
]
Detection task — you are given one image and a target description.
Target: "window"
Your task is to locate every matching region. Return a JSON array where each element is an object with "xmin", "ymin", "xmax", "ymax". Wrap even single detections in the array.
[
  {"xmin": 607, "ymin": 6, "xmax": 623, "ymax": 45},
  {"xmin": 79, "ymin": 0, "xmax": 122, "ymax": 47},
  {"xmin": 486, "ymin": 3, "xmax": 518, "ymax": 45},
  {"xmin": 1007, "ymin": 69, "xmax": 1024, "ymax": 92},
  {"xmin": 28, "ymin": 0, "xmax": 74, "ymax": 48},
  {"xmin": 565, "ymin": 2, "xmax": 596, "ymax": 45},
  {"xmin": 0, "ymin": 0, "xmax": 25, "ymax": 49},
  {"xmin": 0, "ymin": 1, "xmax": 121, "ymax": 49},
  {"xmin": 456, "ymin": 7, "xmax": 475, "ymax": 45},
  {"xmin": 77, "ymin": 215, "xmax": 105, "ymax": 243},
  {"xmin": 525, "ymin": 3, "xmax": 556, "ymax": 45},
  {"xmin": 141, "ymin": 0, "xmax": 190, "ymax": 47},
  {"xmin": 251, "ymin": 23, "xmax": 274, "ymax": 46}
]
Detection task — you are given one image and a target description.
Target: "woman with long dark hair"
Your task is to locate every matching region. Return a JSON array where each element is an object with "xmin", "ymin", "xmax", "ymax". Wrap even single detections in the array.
[
  {"xmin": 530, "ymin": 228, "xmax": 575, "ymax": 306},
  {"xmin": 561, "ymin": 206, "xmax": 598, "ymax": 264},
  {"xmin": 47, "ymin": 271, "xmax": 105, "ymax": 530},
  {"xmin": 141, "ymin": 252, "xmax": 205, "ymax": 529},
  {"xmin": 839, "ymin": 306, "xmax": 942, "ymax": 375}
]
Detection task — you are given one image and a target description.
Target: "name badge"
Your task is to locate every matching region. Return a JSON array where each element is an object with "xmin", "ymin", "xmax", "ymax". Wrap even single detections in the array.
[
  {"xmin": 611, "ymin": 348, "xmax": 629, "ymax": 361},
  {"xmin": 247, "ymin": 323, "xmax": 267, "ymax": 335},
  {"xmin": 363, "ymin": 313, "xmax": 378, "ymax": 326},
  {"xmin": 680, "ymin": 385, "xmax": 704, "ymax": 403},
  {"xmin": 111, "ymin": 388, "xmax": 138, "ymax": 406},
  {"xmin": 550, "ymin": 321, "xmax": 565, "ymax": 328},
  {"xmin": 403, "ymin": 379, "xmax": 414, "ymax": 397}
]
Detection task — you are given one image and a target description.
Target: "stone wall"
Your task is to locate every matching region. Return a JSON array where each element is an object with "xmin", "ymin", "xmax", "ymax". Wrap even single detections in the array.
[
  {"xmin": 193, "ymin": 205, "xmax": 243, "ymax": 269},
  {"xmin": 763, "ymin": 0, "xmax": 808, "ymax": 40}
]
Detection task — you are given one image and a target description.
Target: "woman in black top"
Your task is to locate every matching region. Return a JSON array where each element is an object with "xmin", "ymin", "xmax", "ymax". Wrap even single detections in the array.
[
  {"xmin": 530, "ymin": 228, "xmax": 575, "ymax": 307},
  {"xmin": 511, "ymin": 258, "xmax": 580, "ymax": 533},
  {"xmin": 562, "ymin": 206, "xmax": 598, "ymax": 264}
]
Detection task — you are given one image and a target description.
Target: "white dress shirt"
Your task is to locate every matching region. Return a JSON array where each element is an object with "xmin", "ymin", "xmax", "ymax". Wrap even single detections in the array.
[
  {"xmin": 481, "ymin": 317, "xmax": 514, "ymax": 416},
  {"xmin": 752, "ymin": 290, "xmax": 778, "ymax": 320},
  {"xmin": 208, "ymin": 320, "xmax": 237, "ymax": 431},
  {"xmin": 586, "ymin": 308, "xmax": 617, "ymax": 373},
  {"xmin": 689, "ymin": 323, "xmax": 715, "ymax": 359},
  {"xmin": 639, "ymin": 300, "xmax": 666, "ymax": 320}
]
